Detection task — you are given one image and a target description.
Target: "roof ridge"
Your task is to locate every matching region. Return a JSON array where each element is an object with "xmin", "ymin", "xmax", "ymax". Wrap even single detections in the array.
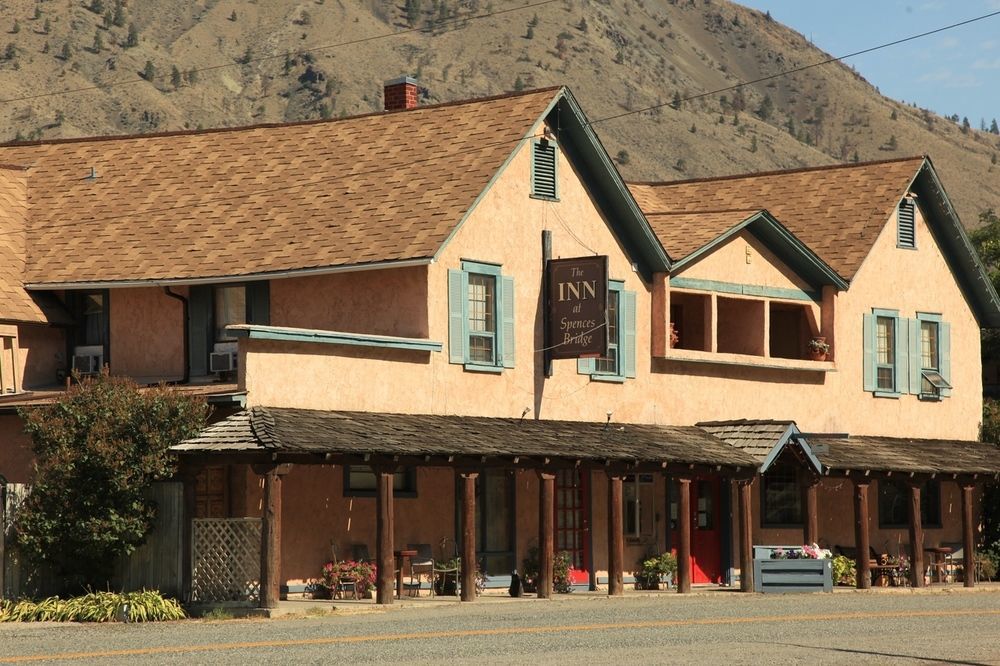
[
  {"xmin": 645, "ymin": 208, "xmax": 762, "ymax": 216},
  {"xmin": 628, "ymin": 155, "xmax": 927, "ymax": 188},
  {"xmin": 0, "ymin": 85, "xmax": 564, "ymax": 150}
]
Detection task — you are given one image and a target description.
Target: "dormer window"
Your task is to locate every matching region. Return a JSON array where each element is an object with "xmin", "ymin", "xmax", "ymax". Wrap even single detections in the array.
[
  {"xmin": 530, "ymin": 138, "xmax": 558, "ymax": 200},
  {"xmin": 897, "ymin": 197, "xmax": 916, "ymax": 249}
]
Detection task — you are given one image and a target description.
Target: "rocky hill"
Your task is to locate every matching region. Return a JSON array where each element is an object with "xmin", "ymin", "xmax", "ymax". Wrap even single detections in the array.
[{"xmin": 0, "ymin": 0, "xmax": 997, "ymax": 223}]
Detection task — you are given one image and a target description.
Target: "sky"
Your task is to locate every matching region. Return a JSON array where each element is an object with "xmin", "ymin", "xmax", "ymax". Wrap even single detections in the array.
[{"xmin": 737, "ymin": 1, "xmax": 1000, "ymax": 128}]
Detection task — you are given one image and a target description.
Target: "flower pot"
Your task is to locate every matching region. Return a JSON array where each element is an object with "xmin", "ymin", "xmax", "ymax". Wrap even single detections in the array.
[{"xmin": 808, "ymin": 349, "xmax": 828, "ymax": 361}]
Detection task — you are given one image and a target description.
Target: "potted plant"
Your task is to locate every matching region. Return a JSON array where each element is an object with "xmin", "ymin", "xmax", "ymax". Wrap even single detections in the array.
[
  {"xmin": 634, "ymin": 552, "xmax": 678, "ymax": 590},
  {"xmin": 807, "ymin": 336, "xmax": 830, "ymax": 361},
  {"xmin": 434, "ymin": 557, "xmax": 460, "ymax": 596},
  {"xmin": 520, "ymin": 548, "xmax": 574, "ymax": 593},
  {"xmin": 669, "ymin": 322, "xmax": 680, "ymax": 348},
  {"xmin": 521, "ymin": 547, "xmax": 540, "ymax": 593}
]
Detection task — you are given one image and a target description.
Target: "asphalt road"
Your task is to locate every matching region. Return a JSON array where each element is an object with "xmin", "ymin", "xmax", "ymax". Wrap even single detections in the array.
[{"xmin": 2, "ymin": 590, "xmax": 1000, "ymax": 664}]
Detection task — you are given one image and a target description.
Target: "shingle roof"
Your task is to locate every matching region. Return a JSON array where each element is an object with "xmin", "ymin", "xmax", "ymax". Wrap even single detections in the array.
[
  {"xmin": 645, "ymin": 209, "xmax": 759, "ymax": 262},
  {"xmin": 697, "ymin": 419, "xmax": 796, "ymax": 462},
  {"xmin": 0, "ymin": 88, "xmax": 562, "ymax": 286},
  {"xmin": 173, "ymin": 407, "xmax": 759, "ymax": 468},
  {"xmin": 0, "ymin": 167, "xmax": 72, "ymax": 324},
  {"xmin": 813, "ymin": 435, "xmax": 1000, "ymax": 476},
  {"xmin": 629, "ymin": 157, "xmax": 926, "ymax": 280}
]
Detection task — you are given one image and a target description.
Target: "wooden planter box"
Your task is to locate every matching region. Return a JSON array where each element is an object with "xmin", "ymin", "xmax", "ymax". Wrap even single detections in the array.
[{"xmin": 753, "ymin": 558, "xmax": 833, "ymax": 593}]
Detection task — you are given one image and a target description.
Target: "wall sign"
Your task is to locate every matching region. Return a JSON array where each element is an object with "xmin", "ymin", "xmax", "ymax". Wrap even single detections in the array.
[{"xmin": 546, "ymin": 256, "xmax": 608, "ymax": 359}]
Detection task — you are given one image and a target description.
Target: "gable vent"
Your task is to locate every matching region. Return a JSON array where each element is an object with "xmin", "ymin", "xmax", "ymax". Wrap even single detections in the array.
[
  {"xmin": 531, "ymin": 139, "xmax": 558, "ymax": 200},
  {"xmin": 897, "ymin": 198, "xmax": 916, "ymax": 248}
]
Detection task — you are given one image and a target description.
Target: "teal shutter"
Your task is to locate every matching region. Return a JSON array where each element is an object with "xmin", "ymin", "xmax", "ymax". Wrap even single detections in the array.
[
  {"xmin": 893, "ymin": 315, "xmax": 907, "ymax": 394},
  {"xmin": 939, "ymin": 322, "xmax": 951, "ymax": 397},
  {"xmin": 448, "ymin": 269, "xmax": 466, "ymax": 364},
  {"xmin": 908, "ymin": 318, "xmax": 921, "ymax": 395},
  {"xmin": 578, "ymin": 357, "xmax": 595, "ymax": 375},
  {"xmin": 862, "ymin": 314, "xmax": 875, "ymax": 392},
  {"xmin": 623, "ymin": 290, "xmax": 637, "ymax": 378},
  {"xmin": 246, "ymin": 281, "xmax": 270, "ymax": 325},
  {"xmin": 188, "ymin": 285, "xmax": 213, "ymax": 376},
  {"xmin": 501, "ymin": 275, "xmax": 515, "ymax": 368}
]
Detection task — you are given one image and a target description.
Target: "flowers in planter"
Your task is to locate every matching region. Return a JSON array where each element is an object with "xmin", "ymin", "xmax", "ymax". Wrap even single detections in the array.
[
  {"xmin": 320, "ymin": 559, "xmax": 377, "ymax": 597},
  {"xmin": 770, "ymin": 543, "xmax": 832, "ymax": 560}
]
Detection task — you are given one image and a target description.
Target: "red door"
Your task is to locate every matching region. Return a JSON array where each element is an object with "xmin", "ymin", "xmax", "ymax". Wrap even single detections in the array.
[
  {"xmin": 690, "ymin": 476, "xmax": 722, "ymax": 584},
  {"xmin": 555, "ymin": 470, "xmax": 591, "ymax": 584}
]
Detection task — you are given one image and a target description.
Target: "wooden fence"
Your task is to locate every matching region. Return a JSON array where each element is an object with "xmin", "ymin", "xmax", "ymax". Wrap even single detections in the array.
[{"xmin": 0, "ymin": 482, "xmax": 184, "ymax": 598}]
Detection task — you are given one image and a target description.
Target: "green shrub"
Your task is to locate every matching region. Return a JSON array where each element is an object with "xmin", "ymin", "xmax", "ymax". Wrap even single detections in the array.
[
  {"xmin": 831, "ymin": 555, "xmax": 856, "ymax": 586},
  {"xmin": 0, "ymin": 590, "xmax": 184, "ymax": 622}
]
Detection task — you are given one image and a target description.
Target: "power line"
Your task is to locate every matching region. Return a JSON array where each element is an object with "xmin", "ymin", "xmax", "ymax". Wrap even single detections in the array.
[
  {"xmin": 0, "ymin": 0, "xmax": 559, "ymax": 105},
  {"xmin": 588, "ymin": 8, "xmax": 1000, "ymax": 126}
]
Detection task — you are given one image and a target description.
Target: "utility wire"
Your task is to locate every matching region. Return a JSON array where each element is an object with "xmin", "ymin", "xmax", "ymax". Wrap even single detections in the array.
[
  {"xmin": 588, "ymin": 8, "xmax": 1000, "ymax": 126},
  {"xmin": 0, "ymin": 0, "xmax": 560, "ymax": 105}
]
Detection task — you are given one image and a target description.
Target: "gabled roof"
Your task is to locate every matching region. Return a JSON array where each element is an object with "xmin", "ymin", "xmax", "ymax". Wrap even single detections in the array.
[
  {"xmin": 173, "ymin": 407, "xmax": 758, "ymax": 469},
  {"xmin": 648, "ymin": 209, "xmax": 846, "ymax": 289},
  {"xmin": 629, "ymin": 156, "xmax": 1000, "ymax": 326},
  {"xmin": 3, "ymin": 86, "xmax": 667, "ymax": 289},
  {"xmin": 698, "ymin": 419, "xmax": 822, "ymax": 475}
]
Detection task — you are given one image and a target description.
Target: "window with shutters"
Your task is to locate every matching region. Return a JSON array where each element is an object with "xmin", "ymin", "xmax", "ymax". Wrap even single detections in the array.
[
  {"xmin": 897, "ymin": 198, "xmax": 916, "ymax": 249},
  {"xmin": 530, "ymin": 138, "xmax": 558, "ymax": 200},
  {"xmin": 913, "ymin": 312, "xmax": 951, "ymax": 400},
  {"xmin": 863, "ymin": 309, "xmax": 951, "ymax": 399},
  {"xmin": 579, "ymin": 280, "xmax": 636, "ymax": 382},
  {"xmin": 863, "ymin": 308, "xmax": 904, "ymax": 397},
  {"xmin": 448, "ymin": 261, "xmax": 514, "ymax": 372},
  {"xmin": 875, "ymin": 315, "xmax": 896, "ymax": 391}
]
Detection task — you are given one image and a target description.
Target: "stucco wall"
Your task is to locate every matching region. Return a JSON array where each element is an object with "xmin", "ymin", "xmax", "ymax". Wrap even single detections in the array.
[
  {"xmin": 678, "ymin": 230, "xmax": 814, "ymax": 292},
  {"xmin": 17, "ymin": 323, "xmax": 64, "ymax": 389},
  {"xmin": 108, "ymin": 287, "xmax": 185, "ymax": 381}
]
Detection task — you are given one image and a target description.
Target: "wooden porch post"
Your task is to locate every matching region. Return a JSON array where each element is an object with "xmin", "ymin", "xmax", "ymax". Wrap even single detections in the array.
[
  {"xmin": 803, "ymin": 479, "xmax": 819, "ymax": 546},
  {"xmin": 375, "ymin": 465, "xmax": 396, "ymax": 605},
  {"xmin": 908, "ymin": 481, "xmax": 925, "ymax": 588},
  {"xmin": 460, "ymin": 472, "xmax": 479, "ymax": 602},
  {"xmin": 607, "ymin": 473, "xmax": 624, "ymax": 596},
  {"xmin": 258, "ymin": 464, "xmax": 291, "ymax": 609},
  {"xmin": 853, "ymin": 480, "xmax": 871, "ymax": 590},
  {"xmin": 961, "ymin": 482, "xmax": 976, "ymax": 588},
  {"xmin": 179, "ymin": 466, "xmax": 198, "ymax": 603},
  {"xmin": 677, "ymin": 477, "xmax": 692, "ymax": 594},
  {"xmin": 537, "ymin": 471, "xmax": 555, "ymax": 599},
  {"xmin": 737, "ymin": 478, "xmax": 754, "ymax": 593}
]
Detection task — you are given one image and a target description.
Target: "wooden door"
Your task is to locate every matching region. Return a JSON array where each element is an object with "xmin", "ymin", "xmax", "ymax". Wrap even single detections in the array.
[
  {"xmin": 690, "ymin": 476, "xmax": 722, "ymax": 584},
  {"xmin": 194, "ymin": 465, "xmax": 228, "ymax": 518}
]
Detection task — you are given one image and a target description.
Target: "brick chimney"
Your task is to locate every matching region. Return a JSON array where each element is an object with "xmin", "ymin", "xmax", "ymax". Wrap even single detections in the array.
[{"xmin": 384, "ymin": 76, "xmax": 419, "ymax": 111}]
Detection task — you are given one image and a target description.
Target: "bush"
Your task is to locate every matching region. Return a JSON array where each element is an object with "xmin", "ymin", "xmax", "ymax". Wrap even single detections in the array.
[
  {"xmin": 634, "ymin": 552, "xmax": 677, "ymax": 589},
  {"xmin": 831, "ymin": 555, "xmax": 856, "ymax": 586},
  {"xmin": 0, "ymin": 590, "xmax": 185, "ymax": 622},
  {"xmin": 15, "ymin": 374, "xmax": 209, "ymax": 592}
]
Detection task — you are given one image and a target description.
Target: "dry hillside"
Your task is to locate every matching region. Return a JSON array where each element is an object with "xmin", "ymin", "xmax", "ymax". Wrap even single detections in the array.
[{"xmin": 0, "ymin": 0, "xmax": 997, "ymax": 224}]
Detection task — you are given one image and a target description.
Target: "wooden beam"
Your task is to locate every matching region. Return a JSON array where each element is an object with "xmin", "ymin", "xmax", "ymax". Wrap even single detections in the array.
[
  {"xmin": 179, "ymin": 466, "xmax": 197, "ymax": 603},
  {"xmin": 853, "ymin": 480, "xmax": 871, "ymax": 590},
  {"xmin": 607, "ymin": 473, "xmax": 624, "ymax": 596},
  {"xmin": 804, "ymin": 479, "xmax": 819, "ymax": 546},
  {"xmin": 375, "ymin": 465, "xmax": 396, "ymax": 605},
  {"xmin": 737, "ymin": 479, "xmax": 753, "ymax": 593},
  {"xmin": 677, "ymin": 477, "xmax": 692, "ymax": 594},
  {"xmin": 537, "ymin": 471, "xmax": 556, "ymax": 599},
  {"xmin": 259, "ymin": 465, "xmax": 284, "ymax": 609},
  {"xmin": 962, "ymin": 483, "xmax": 976, "ymax": 588},
  {"xmin": 460, "ymin": 472, "xmax": 479, "ymax": 602},
  {"xmin": 908, "ymin": 481, "xmax": 925, "ymax": 588}
]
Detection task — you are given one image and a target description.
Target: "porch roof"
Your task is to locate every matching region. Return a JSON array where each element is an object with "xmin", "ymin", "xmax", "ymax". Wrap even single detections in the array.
[{"xmin": 172, "ymin": 407, "xmax": 759, "ymax": 472}]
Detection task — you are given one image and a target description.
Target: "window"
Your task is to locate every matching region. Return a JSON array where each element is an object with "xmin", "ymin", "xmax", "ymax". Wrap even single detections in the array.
[
  {"xmin": 79, "ymin": 291, "xmax": 107, "ymax": 347},
  {"xmin": 448, "ymin": 262, "xmax": 514, "ymax": 371},
  {"xmin": 623, "ymin": 473, "xmax": 655, "ymax": 540},
  {"xmin": 911, "ymin": 313, "xmax": 951, "ymax": 399},
  {"xmin": 344, "ymin": 466, "xmax": 416, "ymax": 497},
  {"xmin": 878, "ymin": 479, "xmax": 941, "ymax": 528},
  {"xmin": 530, "ymin": 138, "xmax": 558, "ymax": 200},
  {"xmin": 897, "ymin": 197, "xmax": 916, "ymax": 249},
  {"xmin": 761, "ymin": 463, "xmax": 802, "ymax": 526},
  {"xmin": 863, "ymin": 309, "xmax": 904, "ymax": 396},
  {"xmin": 579, "ymin": 281, "xmax": 636, "ymax": 381},
  {"xmin": 214, "ymin": 285, "xmax": 246, "ymax": 342}
]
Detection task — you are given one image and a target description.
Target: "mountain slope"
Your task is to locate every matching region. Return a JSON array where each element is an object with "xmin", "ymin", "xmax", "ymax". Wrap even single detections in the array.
[{"xmin": 0, "ymin": 0, "xmax": 996, "ymax": 223}]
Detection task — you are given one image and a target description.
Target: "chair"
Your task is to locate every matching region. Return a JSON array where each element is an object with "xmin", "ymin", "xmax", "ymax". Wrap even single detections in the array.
[
  {"xmin": 408, "ymin": 543, "xmax": 436, "ymax": 596},
  {"xmin": 329, "ymin": 543, "xmax": 357, "ymax": 599},
  {"xmin": 432, "ymin": 537, "xmax": 461, "ymax": 597}
]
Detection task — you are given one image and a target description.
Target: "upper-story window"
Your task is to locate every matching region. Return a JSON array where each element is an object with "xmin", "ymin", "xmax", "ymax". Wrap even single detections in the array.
[
  {"xmin": 448, "ymin": 261, "xmax": 514, "ymax": 372},
  {"xmin": 188, "ymin": 281, "xmax": 269, "ymax": 377},
  {"xmin": 530, "ymin": 138, "xmax": 558, "ymax": 201},
  {"xmin": 214, "ymin": 285, "xmax": 246, "ymax": 342},
  {"xmin": 897, "ymin": 197, "xmax": 916, "ymax": 249},
  {"xmin": 70, "ymin": 290, "xmax": 109, "ymax": 375},
  {"xmin": 579, "ymin": 280, "xmax": 636, "ymax": 382},
  {"xmin": 80, "ymin": 291, "xmax": 107, "ymax": 347},
  {"xmin": 863, "ymin": 309, "xmax": 951, "ymax": 398}
]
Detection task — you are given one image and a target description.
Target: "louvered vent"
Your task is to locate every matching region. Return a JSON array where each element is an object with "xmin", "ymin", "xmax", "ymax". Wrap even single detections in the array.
[
  {"xmin": 898, "ymin": 198, "xmax": 916, "ymax": 248},
  {"xmin": 531, "ymin": 140, "xmax": 557, "ymax": 200}
]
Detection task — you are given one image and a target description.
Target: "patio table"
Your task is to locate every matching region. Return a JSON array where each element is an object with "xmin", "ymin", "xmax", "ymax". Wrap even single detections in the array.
[{"xmin": 395, "ymin": 549, "xmax": 417, "ymax": 599}]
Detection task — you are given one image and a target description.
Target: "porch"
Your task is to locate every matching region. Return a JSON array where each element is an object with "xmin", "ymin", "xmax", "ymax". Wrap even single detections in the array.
[{"xmin": 172, "ymin": 408, "xmax": 761, "ymax": 608}]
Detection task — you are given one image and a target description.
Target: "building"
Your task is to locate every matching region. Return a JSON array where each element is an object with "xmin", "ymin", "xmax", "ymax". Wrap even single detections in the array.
[{"xmin": 1, "ymin": 81, "xmax": 999, "ymax": 604}]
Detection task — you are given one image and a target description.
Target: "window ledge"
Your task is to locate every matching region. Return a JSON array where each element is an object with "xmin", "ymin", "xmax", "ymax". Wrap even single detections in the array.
[
  {"xmin": 590, "ymin": 374, "xmax": 626, "ymax": 383},
  {"xmin": 227, "ymin": 324, "xmax": 442, "ymax": 352},
  {"xmin": 464, "ymin": 363, "xmax": 504, "ymax": 374},
  {"xmin": 873, "ymin": 391, "xmax": 901, "ymax": 399},
  {"xmin": 658, "ymin": 348, "xmax": 836, "ymax": 373},
  {"xmin": 529, "ymin": 194, "xmax": 560, "ymax": 202}
]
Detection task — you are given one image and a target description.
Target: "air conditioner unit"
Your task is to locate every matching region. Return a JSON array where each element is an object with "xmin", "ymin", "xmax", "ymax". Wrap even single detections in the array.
[
  {"xmin": 72, "ymin": 345, "xmax": 103, "ymax": 376},
  {"xmin": 209, "ymin": 351, "xmax": 237, "ymax": 373}
]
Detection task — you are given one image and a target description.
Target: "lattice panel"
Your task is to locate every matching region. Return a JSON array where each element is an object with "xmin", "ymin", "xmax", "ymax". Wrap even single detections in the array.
[{"xmin": 191, "ymin": 518, "xmax": 261, "ymax": 603}]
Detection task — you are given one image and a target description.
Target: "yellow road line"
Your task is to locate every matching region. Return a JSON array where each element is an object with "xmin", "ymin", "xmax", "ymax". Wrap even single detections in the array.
[{"xmin": 3, "ymin": 608, "xmax": 999, "ymax": 663}]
